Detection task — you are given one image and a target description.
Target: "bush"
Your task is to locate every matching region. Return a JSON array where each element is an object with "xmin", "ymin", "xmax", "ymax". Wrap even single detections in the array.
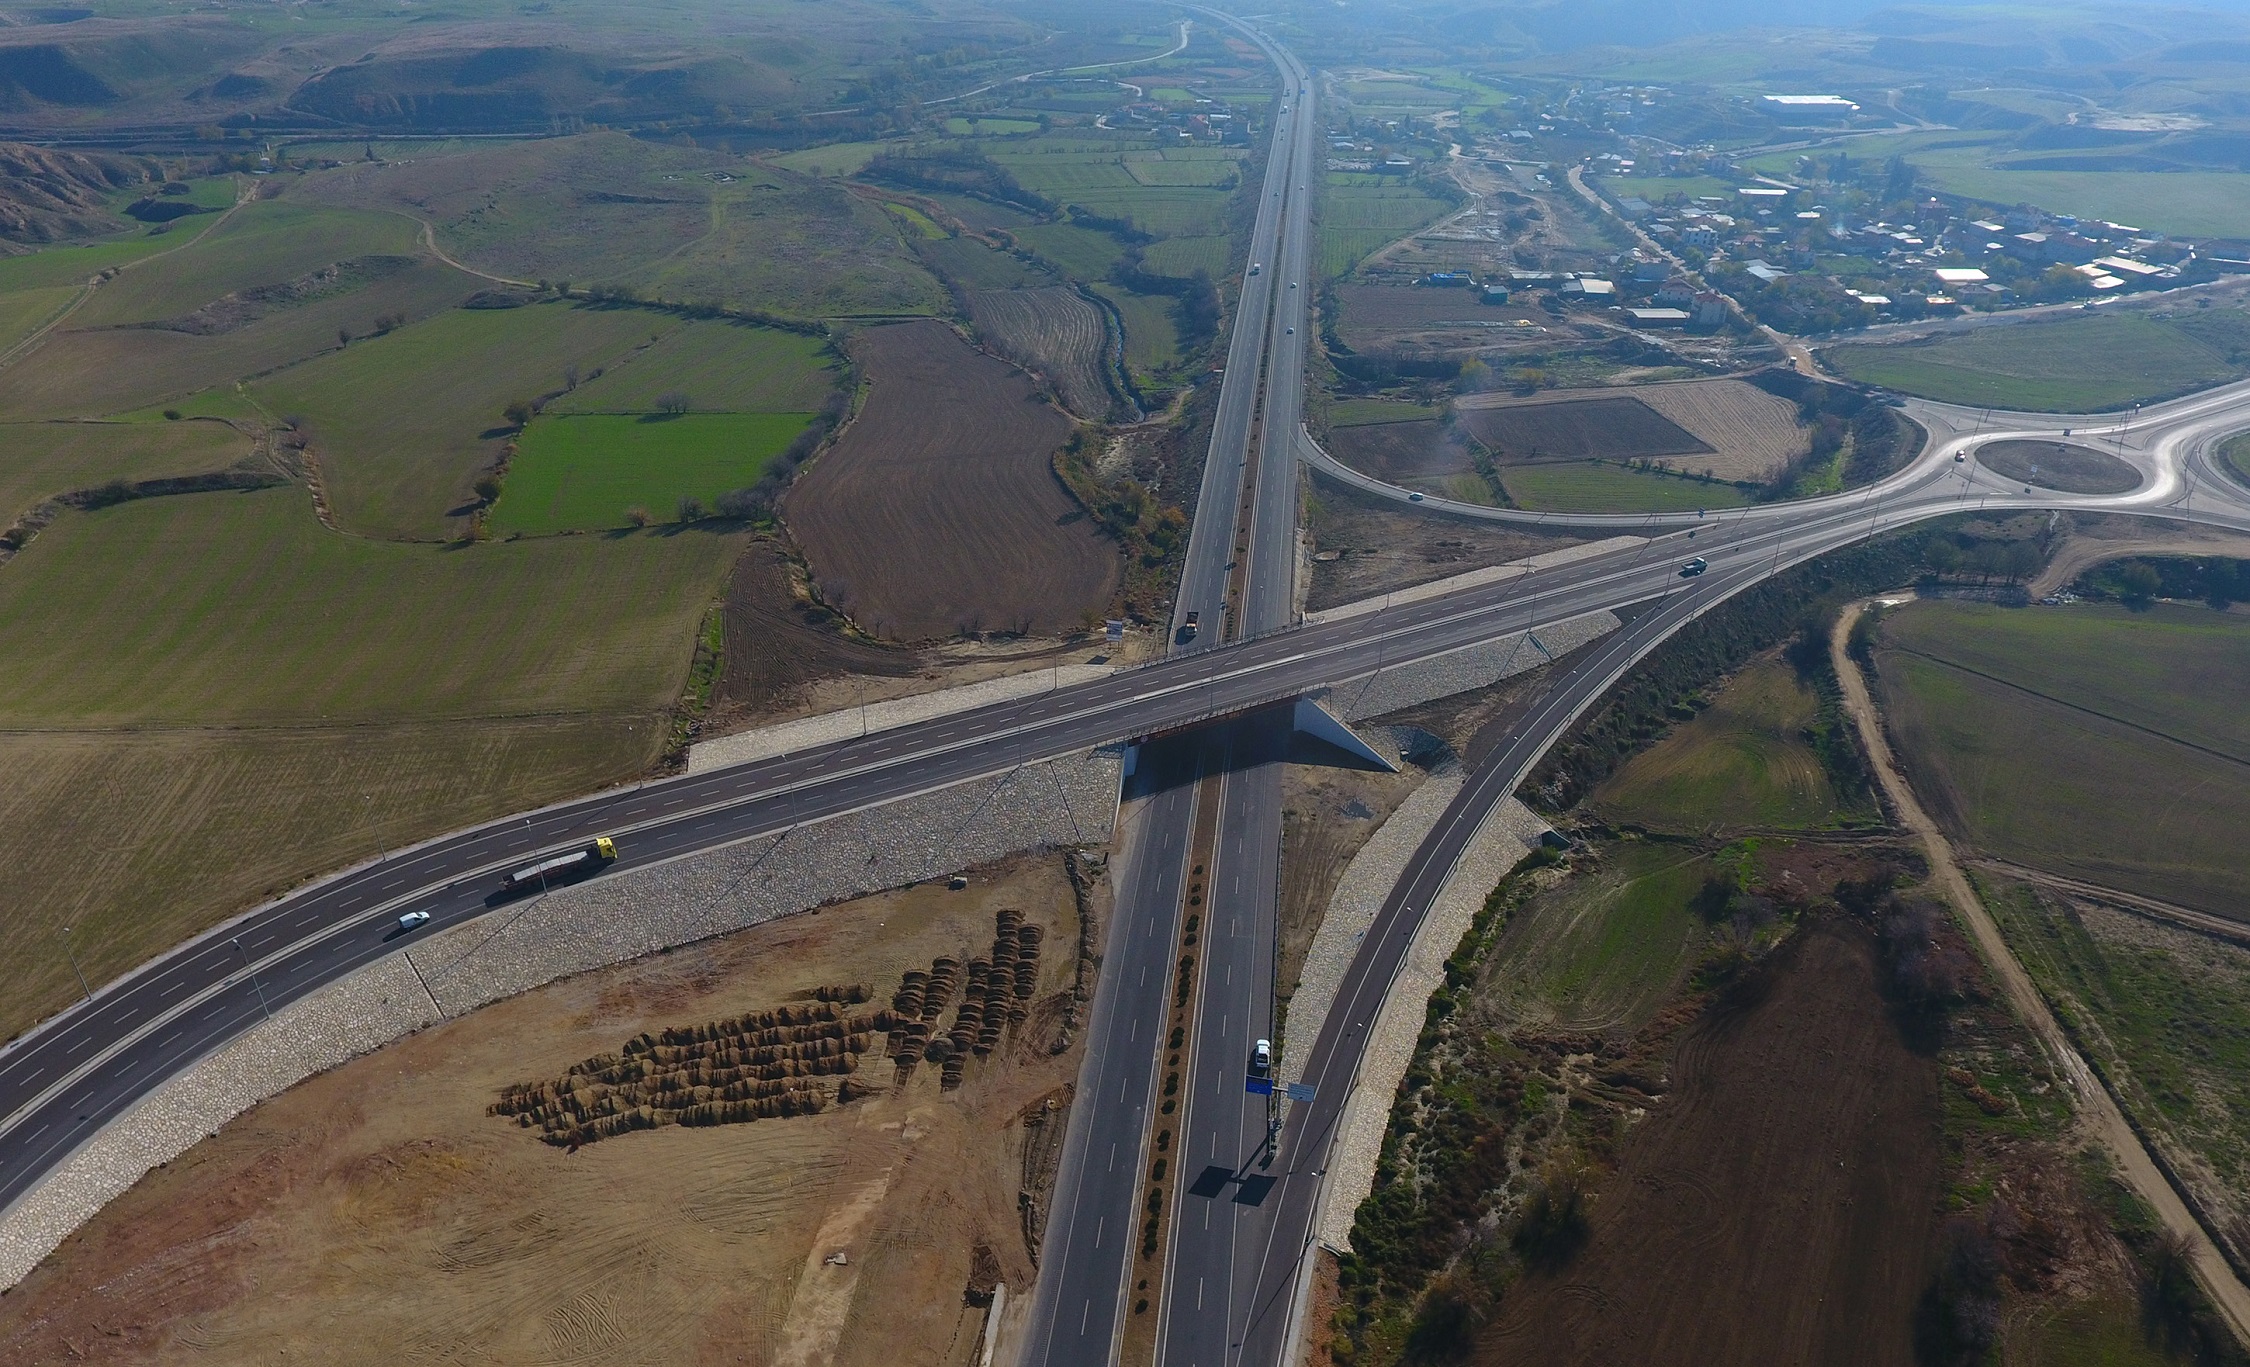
[
  {"xmin": 625, "ymin": 506, "xmax": 651, "ymax": 527},
  {"xmin": 161, "ymin": 409, "xmax": 182, "ymax": 421},
  {"xmin": 655, "ymin": 390, "xmax": 692, "ymax": 415},
  {"xmin": 677, "ymin": 495, "xmax": 707, "ymax": 522},
  {"xmin": 503, "ymin": 400, "xmax": 534, "ymax": 428}
]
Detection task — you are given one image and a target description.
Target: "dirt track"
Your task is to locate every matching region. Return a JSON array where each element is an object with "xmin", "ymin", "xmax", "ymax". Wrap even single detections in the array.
[
  {"xmin": 1832, "ymin": 598, "xmax": 2250, "ymax": 1347},
  {"xmin": 2029, "ymin": 526, "xmax": 2250, "ymax": 598},
  {"xmin": 1475, "ymin": 919, "xmax": 1941, "ymax": 1366},
  {"xmin": 787, "ymin": 321, "xmax": 1120, "ymax": 641}
]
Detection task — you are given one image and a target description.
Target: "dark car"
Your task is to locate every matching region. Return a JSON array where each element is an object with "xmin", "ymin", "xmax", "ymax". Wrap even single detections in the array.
[{"xmin": 1679, "ymin": 557, "xmax": 1709, "ymax": 578}]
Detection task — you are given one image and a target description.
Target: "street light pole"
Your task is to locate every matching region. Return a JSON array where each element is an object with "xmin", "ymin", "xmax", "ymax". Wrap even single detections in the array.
[
  {"xmin": 231, "ymin": 937, "xmax": 271, "ymax": 1020},
  {"xmin": 59, "ymin": 926, "xmax": 91, "ymax": 1003}
]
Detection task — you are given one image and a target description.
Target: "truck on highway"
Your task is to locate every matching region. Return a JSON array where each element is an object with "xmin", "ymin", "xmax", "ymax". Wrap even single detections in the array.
[
  {"xmin": 1179, "ymin": 610, "xmax": 1201, "ymax": 642},
  {"xmin": 500, "ymin": 836, "xmax": 618, "ymax": 892}
]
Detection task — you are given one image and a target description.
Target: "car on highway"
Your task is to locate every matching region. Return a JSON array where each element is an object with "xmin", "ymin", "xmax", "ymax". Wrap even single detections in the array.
[
  {"xmin": 397, "ymin": 910, "xmax": 432, "ymax": 931},
  {"xmin": 1249, "ymin": 262, "xmax": 1261, "ymax": 275},
  {"xmin": 1407, "ymin": 491, "xmax": 1425, "ymax": 501},
  {"xmin": 1249, "ymin": 1039, "xmax": 1272, "ymax": 1078},
  {"xmin": 1679, "ymin": 556, "xmax": 1709, "ymax": 577}
]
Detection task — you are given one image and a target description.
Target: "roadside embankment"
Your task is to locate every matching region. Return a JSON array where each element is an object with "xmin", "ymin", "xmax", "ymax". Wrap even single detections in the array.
[{"xmin": 0, "ymin": 745, "xmax": 1122, "ymax": 1289}]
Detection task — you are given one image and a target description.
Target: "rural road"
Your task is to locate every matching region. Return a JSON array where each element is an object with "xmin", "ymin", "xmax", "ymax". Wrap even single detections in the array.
[{"xmin": 1830, "ymin": 599, "xmax": 2250, "ymax": 1343}]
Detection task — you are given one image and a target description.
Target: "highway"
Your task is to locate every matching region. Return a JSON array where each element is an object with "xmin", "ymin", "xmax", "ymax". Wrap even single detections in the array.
[{"xmin": 7, "ymin": 19, "xmax": 2250, "ymax": 1358}]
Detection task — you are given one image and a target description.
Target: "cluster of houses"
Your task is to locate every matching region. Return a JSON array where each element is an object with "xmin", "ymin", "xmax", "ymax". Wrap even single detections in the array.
[{"xmin": 1415, "ymin": 265, "xmax": 1730, "ymax": 329}]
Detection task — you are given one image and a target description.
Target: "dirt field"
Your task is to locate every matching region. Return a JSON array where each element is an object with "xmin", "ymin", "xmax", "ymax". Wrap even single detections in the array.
[
  {"xmin": 966, "ymin": 287, "xmax": 1114, "ymax": 422},
  {"xmin": 786, "ymin": 321, "xmax": 1120, "ymax": 641},
  {"xmin": 1326, "ymin": 419, "xmax": 1476, "ymax": 482},
  {"xmin": 1459, "ymin": 379, "xmax": 1809, "ymax": 482},
  {"xmin": 1978, "ymin": 439, "xmax": 2142, "ymax": 495},
  {"xmin": 1303, "ymin": 472, "xmax": 1584, "ymax": 611},
  {"xmin": 1331, "ymin": 284, "xmax": 1570, "ymax": 356},
  {"xmin": 1460, "ymin": 393, "xmax": 1710, "ymax": 464},
  {"xmin": 707, "ymin": 538, "xmax": 920, "ymax": 727},
  {"xmin": 0, "ymin": 853, "xmax": 1094, "ymax": 1367},
  {"xmin": 1474, "ymin": 919, "xmax": 1941, "ymax": 1366}
]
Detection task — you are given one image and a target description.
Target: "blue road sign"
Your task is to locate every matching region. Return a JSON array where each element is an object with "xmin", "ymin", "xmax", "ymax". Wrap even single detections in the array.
[
  {"xmin": 1285, "ymin": 1082, "xmax": 1317, "ymax": 1102},
  {"xmin": 1245, "ymin": 1076, "xmax": 1275, "ymax": 1095}
]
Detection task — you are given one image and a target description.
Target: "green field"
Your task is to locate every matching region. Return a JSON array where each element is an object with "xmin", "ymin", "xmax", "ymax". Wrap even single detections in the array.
[
  {"xmin": 545, "ymin": 323, "xmax": 836, "ymax": 415},
  {"xmin": 1094, "ymin": 283, "xmax": 1182, "ymax": 377},
  {"xmin": 72, "ymin": 201, "xmax": 417, "ymax": 329},
  {"xmin": 0, "ymin": 285, "xmax": 77, "ymax": 351},
  {"xmin": 0, "ymin": 233, "xmax": 183, "ymax": 293},
  {"xmin": 1327, "ymin": 399, "xmax": 1440, "ymax": 426},
  {"xmin": 249, "ymin": 300, "xmax": 666, "ymax": 537},
  {"xmin": 1480, "ymin": 842, "xmax": 1713, "ymax": 1031},
  {"xmin": 0, "ymin": 487, "xmax": 736, "ymax": 1039},
  {"xmin": 1876, "ymin": 600, "xmax": 2250, "ymax": 916},
  {"xmin": 491, "ymin": 412, "xmax": 811, "ymax": 533},
  {"xmin": 0, "ymin": 419, "xmax": 252, "ymax": 518},
  {"xmin": 1595, "ymin": 655, "xmax": 1874, "ymax": 832},
  {"xmin": 1320, "ymin": 176, "xmax": 1455, "ymax": 279},
  {"xmin": 1825, "ymin": 314, "xmax": 2244, "ymax": 411},
  {"xmin": 766, "ymin": 141, "xmax": 894, "ymax": 177},
  {"xmin": 1014, "ymin": 221, "xmax": 1129, "ymax": 281},
  {"xmin": 1139, "ymin": 234, "xmax": 1231, "ymax": 279},
  {"xmin": 2223, "ymin": 432, "xmax": 2250, "ymax": 488},
  {"xmin": 915, "ymin": 236, "xmax": 1052, "ymax": 291},
  {"xmin": 1500, "ymin": 460, "xmax": 1754, "ymax": 513}
]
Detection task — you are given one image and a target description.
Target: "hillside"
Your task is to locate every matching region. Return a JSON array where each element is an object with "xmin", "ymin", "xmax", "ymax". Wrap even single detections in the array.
[{"xmin": 0, "ymin": 142, "xmax": 149, "ymax": 243}]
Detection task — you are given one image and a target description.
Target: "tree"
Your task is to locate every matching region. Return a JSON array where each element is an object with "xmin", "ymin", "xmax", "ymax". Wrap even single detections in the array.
[
  {"xmin": 625, "ymin": 506, "xmax": 651, "ymax": 527},
  {"xmin": 656, "ymin": 391, "xmax": 692, "ymax": 415},
  {"xmin": 503, "ymin": 400, "xmax": 534, "ymax": 428},
  {"xmin": 2119, "ymin": 560, "xmax": 2161, "ymax": 609},
  {"xmin": 473, "ymin": 475, "xmax": 503, "ymax": 504},
  {"xmin": 677, "ymin": 495, "xmax": 707, "ymax": 521},
  {"xmin": 337, "ymin": 327, "xmax": 352, "ymax": 347}
]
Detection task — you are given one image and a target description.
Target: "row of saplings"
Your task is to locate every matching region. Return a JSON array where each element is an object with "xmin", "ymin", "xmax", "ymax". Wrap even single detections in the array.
[{"xmin": 492, "ymin": 911, "xmax": 1043, "ymax": 1147}]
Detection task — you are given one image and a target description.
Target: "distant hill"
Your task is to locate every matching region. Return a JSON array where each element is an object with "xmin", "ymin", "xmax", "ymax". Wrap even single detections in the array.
[{"xmin": 0, "ymin": 141, "xmax": 150, "ymax": 243}]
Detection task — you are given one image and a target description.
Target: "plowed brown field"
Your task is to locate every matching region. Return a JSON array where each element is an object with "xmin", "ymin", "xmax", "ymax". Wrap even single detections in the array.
[
  {"xmin": 1475, "ymin": 919, "xmax": 1940, "ymax": 1367},
  {"xmin": 969, "ymin": 286, "xmax": 1116, "ymax": 422},
  {"xmin": 787, "ymin": 320, "xmax": 1120, "ymax": 641}
]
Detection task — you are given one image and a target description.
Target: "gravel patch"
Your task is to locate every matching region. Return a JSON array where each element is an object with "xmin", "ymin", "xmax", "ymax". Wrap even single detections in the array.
[
  {"xmin": 689, "ymin": 664, "xmax": 1118, "ymax": 773},
  {"xmin": 0, "ymin": 745, "xmax": 1122, "ymax": 1289},
  {"xmin": 1313, "ymin": 798, "xmax": 1550, "ymax": 1253}
]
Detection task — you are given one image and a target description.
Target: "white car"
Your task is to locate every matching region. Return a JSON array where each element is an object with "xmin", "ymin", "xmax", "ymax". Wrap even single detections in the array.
[
  {"xmin": 1250, "ymin": 1039, "xmax": 1273, "ymax": 1077},
  {"xmin": 397, "ymin": 910, "xmax": 432, "ymax": 931}
]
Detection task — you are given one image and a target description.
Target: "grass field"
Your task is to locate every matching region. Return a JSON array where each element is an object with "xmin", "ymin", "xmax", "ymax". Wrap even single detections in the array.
[
  {"xmin": 1595, "ymin": 655, "xmax": 1874, "ymax": 832},
  {"xmin": 0, "ymin": 234, "xmax": 183, "ymax": 293},
  {"xmin": 2222, "ymin": 432, "xmax": 2250, "ymax": 488},
  {"xmin": 1876, "ymin": 599, "xmax": 2250, "ymax": 916},
  {"xmin": 0, "ymin": 486, "xmax": 737, "ymax": 1041},
  {"xmin": 1480, "ymin": 841, "xmax": 1712, "ymax": 1032},
  {"xmin": 1824, "ymin": 313, "xmax": 2243, "ymax": 411},
  {"xmin": 1328, "ymin": 399, "xmax": 1439, "ymax": 426},
  {"xmin": 1014, "ymin": 221, "xmax": 1128, "ymax": 281},
  {"xmin": 1093, "ymin": 283, "xmax": 1182, "ymax": 377},
  {"xmin": 1319, "ymin": 176, "xmax": 1455, "ymax": 279},
  {"xmin": 0, "ymin": 284, "xmax": 76, "ymax": 351},
  {"xmin": 0, "ymin": 419, "xmax": 252, "ymax": 518},
  {"xmin": 1139, "ymin": 234, "xmax": 1231, "ymax": 279},
  {"xmin": 1984, "ymin": 878, "xmax": 2250, "ymax": 1268},
  {"xmin": 1500, "ymin": 460, "xmax": 1753, "ymax": 512},
  {"xmin": 544, "ymin": 323, "xmax": 837, "ymax": 415},
  {"xmin": 250, "ymin": 300, "xmax": 667, "ymax": 537},
  {"xmin": 71, "ymin": 201, "xmax": 418, "ymax": 329},
  {"xmin": 491, "ymin": 412, "xmax": 811, "ymax": 533}
]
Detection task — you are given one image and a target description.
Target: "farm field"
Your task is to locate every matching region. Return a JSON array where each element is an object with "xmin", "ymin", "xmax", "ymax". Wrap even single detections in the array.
[
  {"xmin": 1320, "ymin": 175, "xmax": 1456, "ymax": 279},
  {"xmin": 1463, "ymin": 393, "xmax": 1711, "ymax": 462},
  {"xmin": 1327, "ymin": 419, "xmax": 1475, "ymax": 483},
  {"xmin": 1499, "ymin": 460, "xmax": 1753, "ymax": 512},
  {"xmin": 1874, "ymin": 599, "xmax": 2250, "ymax": 917},
  {"xmin": 0, "ymin": 419, "xmax": 252, "ymax": 519},
  {"xmin": 1092, "ymin": 283, "xmax": 1183, "ymax": 380},
  {"xmin": 66, "ymin": 201, "xmax": 418, "ymax": 329},
  {"xmin": 544, "ymin": 323, "xmax": 837, "ymax": 415},
  {"xmin": 785, "ymin": 320, "xmax": 1119, "ymax": 641},
  {"xmin": 1474, "ymin": 920, "xmax": 1941, "ymax": 1366},
  {"xmin": 307, "ymin": 134, "xmax": 947, "ymax": 319},
  {"xmin": 1328, "ymin": 398, "xmax": 1440, "ymax": 426},
  {"xmin": 0, "ymin": 486, "xmax": 737, "ymax": 1040},
  {"xmin": 1456, "ymin": 380, "xmax": 1810, "ymax": 483},
  {"xmin": 1976, "ymin": 439, "xmax": 2141, "ymax": 495},
  {"xmin": 490, "ymin": 412, "xmax": 813, "ymax": 534},
  {"xmin": 0, "ymin": 853, "xmax": 1087, "ymax": 1367},
  {"xmin": 0, "ymin": 241, "xmax": 478, "ymax": 425},
  {"xmin": 1594, "ymin": 653, "xmax": 1874, "ymax": 833},
  {"xmin": 249, "ymin": 300, "xmax": 668, "ymax": 538},
  {"xmin": 1824, "ymin": 312, "xmax": 2248, "ymax": 410},
  {"xmin": 966, "ymin": 286, "xmax": 1116, "ymax": 421}
]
